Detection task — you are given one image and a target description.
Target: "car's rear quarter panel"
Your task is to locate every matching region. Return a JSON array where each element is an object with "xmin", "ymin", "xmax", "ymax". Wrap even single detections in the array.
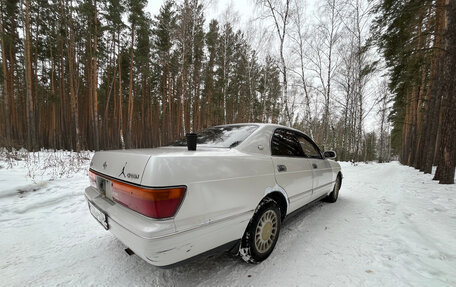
[{"xmin": 141, "ymin": 150, "xmax": 276, "ymax": 233}]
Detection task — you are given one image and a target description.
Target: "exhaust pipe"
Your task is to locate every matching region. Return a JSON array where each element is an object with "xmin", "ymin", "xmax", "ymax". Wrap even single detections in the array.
[
  {"xmin": 125, "ymin": 248, "xmax": 135, "ymax": 256},
  {"xmin": 186, "ymin": 133, "xmax": 197, "ymax": 151}
]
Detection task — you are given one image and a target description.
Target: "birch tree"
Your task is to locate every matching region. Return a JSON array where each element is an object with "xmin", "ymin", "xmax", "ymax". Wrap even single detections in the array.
[
  {"xmin": 377, "ymin": 80, "xmax": 391, "ymax": 163},
  {"xmin": 289, "ymin": 0, "xmax": 313, "ymax": 133},
  {"xmin": 24, "ymin": 0, "xmax": 36, "ymax": 150},
  {"xmin": 306, "ymin": 0, "xmax": 344, "ymax": 149},
  {"xmin": 255, "ymin": 0, "xmax": 293, "ymax": 125}
]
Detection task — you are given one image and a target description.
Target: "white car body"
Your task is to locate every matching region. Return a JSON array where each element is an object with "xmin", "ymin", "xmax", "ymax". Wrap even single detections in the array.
[{"xmin": 85, "ymin": 123, "xmax": 342, "ymax": 267}]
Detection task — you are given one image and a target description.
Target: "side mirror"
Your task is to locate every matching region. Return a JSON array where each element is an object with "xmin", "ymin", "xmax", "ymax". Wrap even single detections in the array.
[{"xmin": 324, "ymin": 150, "xmax": 336, "ymax": 159}]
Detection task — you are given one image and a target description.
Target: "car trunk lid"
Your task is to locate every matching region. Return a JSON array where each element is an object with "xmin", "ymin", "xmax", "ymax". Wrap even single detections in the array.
[
  {"xmin": 90, "ymin": 150, "xmax": 152, "ymax": 185},
  {"xmin": 89, "ymin": 147, "xmax": 226, "ymax": 185}
]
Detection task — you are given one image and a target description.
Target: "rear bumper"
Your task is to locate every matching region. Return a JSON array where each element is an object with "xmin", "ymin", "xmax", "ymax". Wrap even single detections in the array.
[{"xmin": 84, "ymin": 186, "xmax": 249, "ymax": 267}]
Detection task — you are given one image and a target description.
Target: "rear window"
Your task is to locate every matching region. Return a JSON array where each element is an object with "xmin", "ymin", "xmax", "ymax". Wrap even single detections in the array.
[{"xmin": 172, "ymin": 125, "xmax": 259, "ymax": 148}]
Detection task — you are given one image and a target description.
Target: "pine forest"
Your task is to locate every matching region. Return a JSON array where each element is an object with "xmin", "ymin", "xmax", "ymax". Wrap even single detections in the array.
[{"xmin": 0, "ymin": 0, "xmax": 455, "ymax": 183}]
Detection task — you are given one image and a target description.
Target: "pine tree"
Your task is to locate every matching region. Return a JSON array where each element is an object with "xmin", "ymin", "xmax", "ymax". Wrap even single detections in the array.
[
  {"xmin": 434, "ymin": 0, "xmax": 456, "ymax": 184},
  {"xmin": 153, "ymin": 0, "xmax": 176, "ymax": 144},
  {"xmin": 372, "ymin": 0, "xmax": 455, "ymax": 184},
  {"xmin": 202, "ymin": 19, "xmax": 218, "ymax": 127}
]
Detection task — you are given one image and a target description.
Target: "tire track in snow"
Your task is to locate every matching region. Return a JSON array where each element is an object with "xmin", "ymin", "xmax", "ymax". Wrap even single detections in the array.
[{"xmin": 1, "ymin": 162, "xmax": 455, "ymax": 287}]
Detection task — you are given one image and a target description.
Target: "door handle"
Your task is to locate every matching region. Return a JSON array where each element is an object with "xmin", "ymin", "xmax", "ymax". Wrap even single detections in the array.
[
  {"xmin": 312, "ymin": 163, "xmax": 318, "ymax": 169},
  {"xmin": 277, "ymin": 165, "xmax": 287, "ymax": 172}
]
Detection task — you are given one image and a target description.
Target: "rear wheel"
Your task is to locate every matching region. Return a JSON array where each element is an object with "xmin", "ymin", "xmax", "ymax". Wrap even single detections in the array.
[
  {"xmin": 325, "ymin": 175, "xmax": 341, "ymax": 203},
  {"xmin": 239, "ymin": 198, "xmax": 281, "ymax": 263}
]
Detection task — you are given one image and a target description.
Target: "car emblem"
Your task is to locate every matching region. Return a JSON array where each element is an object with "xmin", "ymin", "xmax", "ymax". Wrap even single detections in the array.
[
  {"xmin": 119, "ymin": 162, "xmax": 127, "ymax": 177},
  {"xmin": 103, "ymin": 161, "xmax": 107, "ymax": 169}
]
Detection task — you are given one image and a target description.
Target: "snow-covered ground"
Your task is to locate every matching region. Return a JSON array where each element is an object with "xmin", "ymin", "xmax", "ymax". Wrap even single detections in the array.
[{"xmin": 1, "ymin": 154, "xmax": 455, "ymax": 286}]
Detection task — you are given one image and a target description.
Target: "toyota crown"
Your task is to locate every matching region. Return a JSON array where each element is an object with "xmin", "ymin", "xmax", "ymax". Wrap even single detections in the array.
[{"xmin": 85, "ymin": 123, "xmax": 342, "ymax": 267}]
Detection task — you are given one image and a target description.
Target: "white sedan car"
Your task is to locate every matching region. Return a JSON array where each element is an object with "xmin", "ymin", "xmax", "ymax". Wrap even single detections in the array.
[{"xmin": 85, "ymin": 123, "xmax": 342, "ymax": 267}]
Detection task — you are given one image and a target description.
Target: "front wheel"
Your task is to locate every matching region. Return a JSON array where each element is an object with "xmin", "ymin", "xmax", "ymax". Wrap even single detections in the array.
[
  {"xmin": 239, "ymin": 198, "xmax": 281, "ymax": 264},
  {"xmin": 325, "ymin": 175, "xmax": 341, "ymax": 203}
]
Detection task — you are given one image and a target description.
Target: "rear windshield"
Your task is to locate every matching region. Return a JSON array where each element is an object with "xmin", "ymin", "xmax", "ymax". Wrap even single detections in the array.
[{"xmin": 172, "ymin": 125, "xmax": 258, "ymax": 148}]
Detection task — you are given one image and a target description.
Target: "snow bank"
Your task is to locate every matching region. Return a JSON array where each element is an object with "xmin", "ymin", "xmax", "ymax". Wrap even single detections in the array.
[{"xmin": 0, "ymin": 153, "xmax": 455, "ymax": 286}]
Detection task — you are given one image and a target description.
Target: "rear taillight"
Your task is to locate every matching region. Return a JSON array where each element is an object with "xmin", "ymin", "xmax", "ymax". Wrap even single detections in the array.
[
  {"xmin": 89, "ymin": 170, "xmax": 97, "ymax": 188},
  {"xmin": 88, "ymin": 170, "xmax": 186, "ymax": 219},
  {"xmin": 110, "ymin": 179, "xmax": 186, "ymax": 219}
]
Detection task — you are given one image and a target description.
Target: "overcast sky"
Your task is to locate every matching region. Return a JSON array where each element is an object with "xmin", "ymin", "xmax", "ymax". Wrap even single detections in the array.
[
  {"xmin": 146, "ymin": 0, "xmax": 256, "ymax": 27},
  {"xmin": 144, "ymin": 0, "xmax": 380, "ymax": 132}
]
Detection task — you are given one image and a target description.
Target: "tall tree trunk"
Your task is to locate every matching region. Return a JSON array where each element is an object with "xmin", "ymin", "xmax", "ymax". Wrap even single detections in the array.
[
  {"xmin": 167, "ymin": 60, "xmax": 172, "ymax": 143},
  {"xmin": 9, "ymin": 24, "xmax": 18, "ymax": 140},
  {"xmin": 92, "ymin": 1, "xmax": 99, "ymax": 150},
  {"xmin": 222, "ymin": 28, "xmax": 227, "ymax": 124},
  {"xmin": 0, "ymin": 1, "xmax": 11, "ymax": 142},
  {"xmin": 435, "ymin": 0, "xmax": 456, "ymax": 184},
  {"xmin": 50, "ymin": 40, "xmax": 57, "ymax": 148},
  {"xmin": 422, "ymin": 0, "xmax": 446, "ymax": 174},
  {"xmin": 25, "ymin": 0, "xmax": 36, "ymax": 150},
  {"xmin": 127, "ymin": 21, "xmax": 135, "ymax": 148},
  {"xmin": 87, "ymin": 31, "xmax": 93, "ymax": 148},
  {"xmin": 414, "ymin": 5, "xmax": 433, "ymax": 169},
  {"xmin": 67, "ymin": 0, "xmax": 81, "ymax": 152},
  {"xmin": 32, "ymin": 5, "xmax": 40, "ymax": 147},
  {"xmin": 264, "ymin": 0, "xmax": 291, "ymax": 126},
  {"xmin": 118, "ymin": 28, "xmax": 125, "ymax": 149},
  {"xmin": 58, "ymin": 3, "xmax": 66, "ymax": 149},
  {"xmin": 181, "ymin": 38, "xmax": 186, "ymax": 135}
]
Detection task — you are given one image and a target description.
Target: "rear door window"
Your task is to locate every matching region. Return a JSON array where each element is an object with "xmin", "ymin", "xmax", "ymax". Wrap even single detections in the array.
[{"xmin": 271, "ymin": 129, "xmax": 304, "ymax": 157}]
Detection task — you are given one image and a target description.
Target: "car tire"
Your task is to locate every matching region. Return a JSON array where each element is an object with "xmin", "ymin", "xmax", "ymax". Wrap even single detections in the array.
[
  {"xmin": 239, "ymin": 197, "xmax": 281, "ymax": 264},
  {"xmin": 325, "ymin": 174, "xmax": 341, "ymax": 203}
]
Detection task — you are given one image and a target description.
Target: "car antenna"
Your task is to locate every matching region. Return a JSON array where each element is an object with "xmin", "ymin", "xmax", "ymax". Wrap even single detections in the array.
[{"xmin": 186, "ymin": 133, "xmax": 197, "ymax": 151}]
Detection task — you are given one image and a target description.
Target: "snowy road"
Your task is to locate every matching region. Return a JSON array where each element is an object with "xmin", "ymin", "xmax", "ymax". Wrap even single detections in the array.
[{"xmin": 1, "ymin": 161, "xmax": 455, "ymax": 286}]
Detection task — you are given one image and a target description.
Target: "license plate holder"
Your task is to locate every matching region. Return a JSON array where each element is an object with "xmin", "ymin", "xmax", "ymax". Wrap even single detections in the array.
[{"xmin": 88, "ymin": 201, "xmax": 109, "ymax": 230}]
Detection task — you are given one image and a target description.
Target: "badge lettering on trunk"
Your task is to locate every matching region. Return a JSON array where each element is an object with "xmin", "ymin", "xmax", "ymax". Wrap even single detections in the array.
[{"xmin": 127, "ymin": 173, "xmax": 140, "ymax": 179}]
